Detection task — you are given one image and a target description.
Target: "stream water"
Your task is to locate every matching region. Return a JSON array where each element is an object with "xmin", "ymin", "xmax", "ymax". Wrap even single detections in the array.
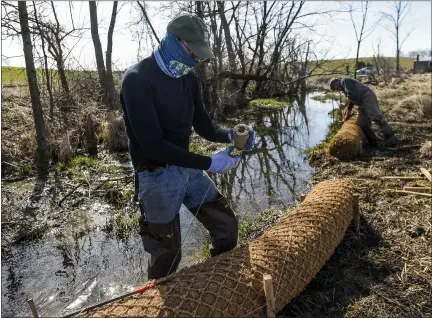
[{"xmin": 1, "ymin": 92, "xmax": 336, "ymax": 317}]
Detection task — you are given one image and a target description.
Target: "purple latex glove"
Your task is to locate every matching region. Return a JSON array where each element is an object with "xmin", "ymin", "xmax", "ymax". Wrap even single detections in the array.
[{"xmin": 207, "ymin": 146, "xmax": 240, "ymax": 174}]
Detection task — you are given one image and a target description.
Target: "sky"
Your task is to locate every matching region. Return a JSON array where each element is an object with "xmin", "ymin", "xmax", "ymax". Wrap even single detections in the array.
[{"xmin": 1, "ymin": 1, "xmax": 431, "ymax": 71}]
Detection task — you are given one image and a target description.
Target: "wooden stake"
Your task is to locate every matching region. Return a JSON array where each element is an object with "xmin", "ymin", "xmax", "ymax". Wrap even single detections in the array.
[
  {"xmin": 380, "ymin": 176, "xmax": 424, "ymax": 180},
  {"xmin": 300, "ymin": 194, "xmax": 306, "ymax": 202},
  {"xmin": 352, "ymin": 194, "xmax": 360, "ymax": 232},
  {"xmin": 27, "ymin": 298, "xmax": 38, "ymax": 318},
  {"xmin": 384, "ymin": 189, "xmax": 432, "ymax": 198},
  {"xmin": 402, "ymin": 186, "xmax": 431, "ymax": 193},
  {"xmin": 420, "ymin": 168, "xmax": 432, "ymax": 182},
  {"xmin": 263, "ymin": 274, "xmax": 275, "ymax": 318}
]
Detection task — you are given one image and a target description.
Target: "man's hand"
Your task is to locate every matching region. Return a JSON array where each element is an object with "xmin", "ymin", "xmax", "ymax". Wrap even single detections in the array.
[{"xmin": 207, "ymin": 146, "xmax": 240, "ymax": 174}]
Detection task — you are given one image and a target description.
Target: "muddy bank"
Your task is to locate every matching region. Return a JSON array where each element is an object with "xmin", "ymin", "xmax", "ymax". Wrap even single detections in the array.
[{"xmin": 281, "ymin": 74, "xmax": 431, "ymax": 317}]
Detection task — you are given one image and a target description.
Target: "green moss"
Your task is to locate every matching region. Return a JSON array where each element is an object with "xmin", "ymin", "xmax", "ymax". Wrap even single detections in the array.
[
  {"xmin": 112, "ymin": 208, "xmax": 139, "ymax": 239},
  {"xmin": 238, "ymin": 208, "xmax": 285, "ymax": 245},
  {"xmin": 99, "ymin": 164, "xmax": 123, "ymax": 174},
  {"xmin": 102, "ymin": 182, "xmax": 134, "ymax": 207},
  {"xmin": 189, "ymin": 138, "xmax": 225, "ymax": 156},
  {"xmin": 249, "ymin": 98, "xmax": 289, "ymax": 110},
  {"xmin": 200, "ymin": 237, "xmax": 211, "ymax": 260},
  {"xmin": 53, "ymin": 155, "xmax": 123, "ymax": 182},
  {"xmin": 253, "ymin": 123, "xmax": 276, "ymax": 135},
  {"xmin": 311, "ymin": 92, "xmax": 341, "ymax": 103},
  {"xmin": 68, "ymin": 156, "xmax": 100, "ymax": 170},
  {"xmin": 17, "ymin": 164, "xmax": 34, "ymax": 177}
]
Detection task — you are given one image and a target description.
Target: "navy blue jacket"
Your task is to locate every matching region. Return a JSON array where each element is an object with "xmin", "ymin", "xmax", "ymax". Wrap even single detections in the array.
[{"xmin": 120, "ymin": 55, "xmax": 230, "ymax": 170}]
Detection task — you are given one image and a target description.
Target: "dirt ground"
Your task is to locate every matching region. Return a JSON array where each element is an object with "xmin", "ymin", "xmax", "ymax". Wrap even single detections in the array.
[{"xmin": 281, "ymin": 74, "xmax": 431, "ymax": 317}]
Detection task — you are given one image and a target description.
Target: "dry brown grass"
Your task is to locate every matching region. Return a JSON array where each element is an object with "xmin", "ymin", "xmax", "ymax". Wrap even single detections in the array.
[
  {"xmin": 100, "ymin": 111, "xmax": 128, "ymax": 152},
  {"xmin": 389, "ymin": 94, "xmax": 432, "ymax": 121},
  {"xmin": 1, "ymin": 93, "xmax": 37, "ymax": 172},
  {"xmin": 420, "ymin": 141, "xmax": 432, "ymax": 159},
  {"xmin": 1, "ymin": 84, "xmax": 109, "ymax": 175},
  {"xmin": 55, "ymin": 132, "xmax": 74, "ymax": 163}
]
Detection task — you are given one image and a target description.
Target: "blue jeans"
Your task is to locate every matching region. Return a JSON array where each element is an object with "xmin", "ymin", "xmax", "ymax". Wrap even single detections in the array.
[
  {"xmin": 137, "ymin": 166, "xmax": 238, "ymax": 279},
  {"xmin": 138, "ymin": 166, "xmax": 221, "ymax": 224}
]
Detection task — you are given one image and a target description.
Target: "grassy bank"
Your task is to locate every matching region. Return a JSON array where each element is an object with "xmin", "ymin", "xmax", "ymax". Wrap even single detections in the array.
[
  {"xmin": 311, "ymin": 57, "xmax": 415, "ymax": 76},
  {"xmin": 1, "ymin": 66, "xmax": 101, "ymax": 86}
]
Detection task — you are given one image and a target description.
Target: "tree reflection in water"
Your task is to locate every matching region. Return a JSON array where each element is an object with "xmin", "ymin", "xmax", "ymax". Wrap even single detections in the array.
[{"xmin": 211, "ymin": 92, "xmax": 333, "ymax": 217}]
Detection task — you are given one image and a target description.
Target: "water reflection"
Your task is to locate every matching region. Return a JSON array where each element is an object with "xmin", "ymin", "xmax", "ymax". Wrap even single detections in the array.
[
  {"xmin": 214, "ymin": 92, "xmax": 334, "ymax": 215},
  {"xmin": 1, "ymin": 92, "xmax": 335, "ymax": 317}
]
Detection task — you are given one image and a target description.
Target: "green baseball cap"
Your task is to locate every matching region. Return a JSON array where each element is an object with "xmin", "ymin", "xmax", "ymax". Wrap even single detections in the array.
[{"xmin": 167, "ymin": 14, "xmax": 214, "ymax": 60}]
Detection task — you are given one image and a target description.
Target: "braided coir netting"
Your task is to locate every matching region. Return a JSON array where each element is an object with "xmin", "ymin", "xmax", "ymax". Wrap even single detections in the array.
[
  {"xmin": 328, "ymin": 116, "xmax": 366, "ymax": 160},
  {"xmin": 82, "ymin": 179, "xmax": 357, "ymax": 318}
]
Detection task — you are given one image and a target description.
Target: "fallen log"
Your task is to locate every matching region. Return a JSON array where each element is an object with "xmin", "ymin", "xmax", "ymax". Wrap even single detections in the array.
[
  {"xmin": 328, "ymin": 116, "xmax": 366, "ymax": 161},
  {"xmin": 80, "ymin": 179, "xmax": 357, "ymax": 317}
]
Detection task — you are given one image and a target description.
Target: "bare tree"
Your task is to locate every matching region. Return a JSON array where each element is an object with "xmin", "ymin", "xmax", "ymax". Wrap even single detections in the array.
[
  {"xmin": 18, "ymin": 1, "xmax": 50, "ymax": 175},
  {"xmin": 32, "ymin": 1, "xmax": 54, "ymax": 118},
  {"xmin": 89, "ymin": 1, "xmax": 118, "ymax": 109},
  {"xmin": 372, "ymin": 38, "xmax": 394, "ymax": 83},
  {"xmin": 106, "ymin": 1, "xmax": 118, "ymax": 106},
  {"xmin": 349, "ymin": 1, "xmax": 380, "ymax": 78},
  {"xmin": 137, "ymin": 1, "xmax": 160, "ymax": 44},
  {"xmin": 382, "ymin": 1, "xmax": 411, "ymax": 76}
]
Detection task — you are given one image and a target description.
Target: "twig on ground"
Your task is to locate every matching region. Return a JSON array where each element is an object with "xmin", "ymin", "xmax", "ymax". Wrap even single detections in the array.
[{"xmin": 58, "ymin": 184, "xmax": 83, "ymax": 206}]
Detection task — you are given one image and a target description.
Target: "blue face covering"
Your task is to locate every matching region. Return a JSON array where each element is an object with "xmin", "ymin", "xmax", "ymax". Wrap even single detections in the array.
[{"xmin": 154, "ymin": 32, "xmax": 198, "ymax": 78}]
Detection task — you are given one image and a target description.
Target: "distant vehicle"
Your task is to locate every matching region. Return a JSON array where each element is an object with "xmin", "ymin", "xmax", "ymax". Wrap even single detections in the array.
[{"xmin": 356, "ymin": 67, "xmax": 376, "ymax": 75}]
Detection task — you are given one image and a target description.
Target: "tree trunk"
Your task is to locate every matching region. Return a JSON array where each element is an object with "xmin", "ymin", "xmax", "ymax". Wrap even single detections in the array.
[
  {"xmin": 301, "ymin": 42, "xmax": 310, "ymax": 91},
  {"xmin": 89, "ymin": 1, "xmax": 110, "ymax": 108},
  {"xmin": 86, "ymin": 113, "xmax": 98, "ymax": 157},
  {"xmin": 195, "ymin": 1, "xmax": 210, "ymax": 110},
  {"xmin": 18, "ymin": 1, "xmax": 50, "ymax": 176},
  {"xmin": 355, "ymin": 40, "xmax": 361, "ymax": 79},
  {"xmin": 137, "ymin": 2, "xmax": 160, "ymax": 44},
  {"xmin": 254, "ymin": 1, "xmax": 268, "ymax": 96},
  {"xmin": 396, "ymin": 26, "xmax": 400, "ymax": 76},
  {"xmin": 106, "ymin": 1, "xmax": 118, "ymax": 109},
  {"xmin": 217, "ymin": 1, "xmax": 239, "ymax": 92},
  {"xmin": 56, "ymin": 54, "xmax": 70, "ymax": 98},
  {"xmin": 50, "ymin": 1, "xmax": 71, "ymax": 100},
  {"xmin": 32, "ymin": 1, "xmax": 54, "ymax": 119},
  {"xmin": 216, "ymin": 2, "xmax": 236, "ymax": 72}
]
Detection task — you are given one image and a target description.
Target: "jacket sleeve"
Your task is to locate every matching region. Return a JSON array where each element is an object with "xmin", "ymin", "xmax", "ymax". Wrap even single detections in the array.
[
  {"xmin": 192, "ymin": 75, "xmax": 231, "ymax": 143},
  {"xmin": 122, "ymin": 71, "xmax": 212, "ymax": 170}
]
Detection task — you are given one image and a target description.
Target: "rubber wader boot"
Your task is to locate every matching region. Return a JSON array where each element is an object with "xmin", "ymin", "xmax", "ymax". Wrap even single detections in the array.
[
  {"xmin": 189, "ymin": 197, "xmax": 238, "ymax": 257},
  {"xmin": 357, "ymin": 111, "xmax": 378, "ymax": 147},
  {"xmin": 360, "ymin": 125, "xmax": 378, "ymax": 147},
  {"xmin": 139, "ymin": 213, "xmax": 182, "ymax": 280},
  {"xmin": 377, "ymin": 119, "xmax": 398, "ymax": 147}
]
